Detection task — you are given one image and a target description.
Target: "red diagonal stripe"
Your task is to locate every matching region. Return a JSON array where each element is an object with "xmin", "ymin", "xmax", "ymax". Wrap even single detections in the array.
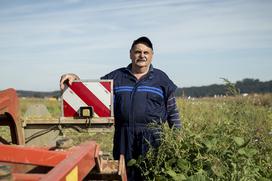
[
  {"xmin": 100, "ymin": 81, "xmax": 111, "ymax": 92},
  {"xmin": 70, "ymin": 82, "xmax": 110, "ymax": 117},
  {"xmin": 63, "ymin": 99, "xmax": 78, "ymax": 117}
]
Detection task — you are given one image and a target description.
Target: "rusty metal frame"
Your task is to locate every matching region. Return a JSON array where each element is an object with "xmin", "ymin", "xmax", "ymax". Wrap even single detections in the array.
[
  {"xmin": 0, "ymin": 141, "xmax": 127, "ymax": 181},
  {"xmin": 41, "ymin": 141, "xmax": 98, "ymax": 181},
  {"xmin": 0, "ymin": 141, "xmax": 97, "ymax": 180},
  {"xmin": 0, "ymin": 88, "xmax": 127, "ymax": 180},
  {"xmin": 0, "ymin": 88, "xmax": 24, "ymax": 144}
]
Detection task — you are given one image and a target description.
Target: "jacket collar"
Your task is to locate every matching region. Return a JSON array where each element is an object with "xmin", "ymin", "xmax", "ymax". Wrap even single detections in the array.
[
  {"xmin": 125, "ymin": 63, "xmax": 154, "ymax": 73},
  {"xmin": 125, "ymin": 63, "xmax": 154, "ymax": 81}
]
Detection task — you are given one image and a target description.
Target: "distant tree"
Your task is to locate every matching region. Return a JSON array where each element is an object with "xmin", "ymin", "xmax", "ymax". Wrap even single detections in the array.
[{"xmin": 176, "ymin": 78, "xmax": 272, "ymax": 98}]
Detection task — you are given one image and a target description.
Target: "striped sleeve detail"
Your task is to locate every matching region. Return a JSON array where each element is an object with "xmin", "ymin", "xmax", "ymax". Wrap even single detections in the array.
[{"xmin": 167, "ymin": 93, "xmax": 181, "ymax": 128}]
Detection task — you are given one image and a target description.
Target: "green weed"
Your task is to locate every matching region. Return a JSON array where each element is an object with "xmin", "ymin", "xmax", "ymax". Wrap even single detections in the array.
[{"xmin": 129, "ymin": 96, "xmax": 272, "ymax": 180}]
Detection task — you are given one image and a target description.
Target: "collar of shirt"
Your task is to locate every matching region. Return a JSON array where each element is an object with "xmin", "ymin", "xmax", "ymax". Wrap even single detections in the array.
[{"xmin": 125, "ymin": 63, "xmax": 154, "ymax": 80}]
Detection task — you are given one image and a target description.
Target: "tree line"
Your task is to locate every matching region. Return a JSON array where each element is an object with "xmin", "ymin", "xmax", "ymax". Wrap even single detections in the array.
[
  {"xmin": 176, "ymin": 78, "xmax": 272, "ymax": 98},
  {"xmin": 17, "ymin": 90, "xmax": 61, "ymax": 98}
]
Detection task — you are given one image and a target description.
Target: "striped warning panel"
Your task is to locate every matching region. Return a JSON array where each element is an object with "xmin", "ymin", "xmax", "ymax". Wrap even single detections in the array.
[{"xmin": 62, "ymin": 80, "xmax": 113, "ymax": 118}]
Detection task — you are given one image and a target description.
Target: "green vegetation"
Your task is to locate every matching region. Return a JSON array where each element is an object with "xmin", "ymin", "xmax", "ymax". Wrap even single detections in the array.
[
  {"xmin": 129, "ymin": 94, "xmax": 272, "ymax": 180},
  {"xmin": 0, "ymin": 126, "xmax": 11, "ymax": 143},
  {"xmin": 20, "ymin": 97, "xmax": 61, "ymax": 118},
  {"xmin": 18, "ymin": 93, "xmax": 272, "ymax": 180},
  {"xmin": 62, "ymin": 128, "xmax": 113, "ymax": 153}
]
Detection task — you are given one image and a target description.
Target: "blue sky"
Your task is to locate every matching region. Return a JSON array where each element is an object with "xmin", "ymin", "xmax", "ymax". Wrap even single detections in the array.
[{"xmin": 0, "ymin": 0, "xmax": 271, "ymax": 91}]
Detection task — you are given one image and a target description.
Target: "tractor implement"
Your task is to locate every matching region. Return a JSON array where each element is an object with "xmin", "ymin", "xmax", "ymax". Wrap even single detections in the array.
[{"xmin": 0, "ymin": 80, "xmax": 127, "ymax": 180}]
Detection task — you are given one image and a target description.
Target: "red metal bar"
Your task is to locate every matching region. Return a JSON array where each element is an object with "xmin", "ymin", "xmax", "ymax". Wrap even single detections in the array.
[
  {"xmin": 13, "ymin": 173, "xmax": 44, "ymax": 181},
  {"xmin": 0, "ymin": 144, "xmax": 67, "ymax": 166},
  {"xmin": 0, "ymin": 141, "xmax": 100, "ymax": 181},
  {"xmin": 0, "ymin": 88, "xmax": 24, "ymax": 144},
  {"xmin": 41, "ymin": 141, "xmax": 98, "ymax": 181}
]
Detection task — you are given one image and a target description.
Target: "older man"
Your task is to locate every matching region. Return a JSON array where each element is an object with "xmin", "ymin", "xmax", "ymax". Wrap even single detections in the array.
[{"xmin": 60, "ymin": 36, "xmax": 181, "ymax": 180}]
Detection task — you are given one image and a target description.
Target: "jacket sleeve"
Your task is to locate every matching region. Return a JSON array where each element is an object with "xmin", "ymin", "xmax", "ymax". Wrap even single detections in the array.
[
  {"xmin": 159, "ymin": 70, "xmax": 182, "ymax": 128},
  {"xmin": 166, "ymin": 92, "xmax": 182, "ymax": 128}
]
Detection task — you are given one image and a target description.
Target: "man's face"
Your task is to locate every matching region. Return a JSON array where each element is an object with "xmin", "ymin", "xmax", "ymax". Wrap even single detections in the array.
[{"xmin": 130, "ymin": 43, "xmax": 153, "ymax": 69}]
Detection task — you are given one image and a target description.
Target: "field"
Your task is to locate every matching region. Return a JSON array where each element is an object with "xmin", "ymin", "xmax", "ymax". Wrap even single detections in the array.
[
  {"xmin": 18, "ymin": 93, "xmax": 272, "ymax": 180},
  {"xmin": 131, "ymin": 94, "xmax": 272, "ymax": 180}
]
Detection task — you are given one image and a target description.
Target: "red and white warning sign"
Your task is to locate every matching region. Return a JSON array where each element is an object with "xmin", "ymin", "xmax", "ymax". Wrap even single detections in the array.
[{"xmin": 61, "ymin": 80, "xmax": 113, "ymax": 118}]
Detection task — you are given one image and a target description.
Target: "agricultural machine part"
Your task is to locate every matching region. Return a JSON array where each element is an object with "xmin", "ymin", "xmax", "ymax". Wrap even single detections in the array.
[
  {"xmin": 0, "ymin": 140, "xmax": 127, "ymax": 181},
  {"xmin": 20, "ymin": 80, "xmax": 115, "ymax": 146},
  {"xmin": 0, "ymin": 88, "xmax": 24, "ymax": 145},
  {"xmin": 61, "ymin": 80, "xmax": 114, "ymax": 119},
  {"xmin": 55, "ymin": 137, "xmax": 74, "ymax": 149},
  {"xmin": 79, "ymin": 106, "xmax": 94, "ymax": 118},
  {"xmin": 0, "ymin": 86, "xmax": 127, "ymax": 180}
]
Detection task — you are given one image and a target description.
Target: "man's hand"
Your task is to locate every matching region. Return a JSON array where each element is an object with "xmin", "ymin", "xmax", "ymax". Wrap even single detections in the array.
[{"xmin": 60, "ymin": 73, "xmax": 80, "ymax": 90}]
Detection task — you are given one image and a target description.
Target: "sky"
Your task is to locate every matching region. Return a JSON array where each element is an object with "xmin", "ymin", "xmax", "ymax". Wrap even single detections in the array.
[{"xmin": 0, "ymin": 0, "xmax": 271, "ymax": 91}]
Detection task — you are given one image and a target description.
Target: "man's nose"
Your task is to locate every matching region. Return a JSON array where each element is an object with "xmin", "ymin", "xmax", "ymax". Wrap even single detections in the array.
[{"xmin": 140, "ymin": 52, "xmax": 145, "ymax": 58}]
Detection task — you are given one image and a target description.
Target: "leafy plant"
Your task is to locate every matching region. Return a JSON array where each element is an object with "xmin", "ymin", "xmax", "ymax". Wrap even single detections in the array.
[{"xmin": 129, "ymin": 94, "xmax": 272, "ymax": 180}]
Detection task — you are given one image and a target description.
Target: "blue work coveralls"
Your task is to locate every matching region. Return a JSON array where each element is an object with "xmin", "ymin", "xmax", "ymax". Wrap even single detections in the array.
[{"xmin": 101, "ymin": 64, "xmax": 181, "ymax": 180}]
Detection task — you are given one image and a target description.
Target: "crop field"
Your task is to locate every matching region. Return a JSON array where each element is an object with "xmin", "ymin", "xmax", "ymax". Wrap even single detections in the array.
[{"xmin": 18, "ymin": 93, "xmax": 272, "ymax": 180}]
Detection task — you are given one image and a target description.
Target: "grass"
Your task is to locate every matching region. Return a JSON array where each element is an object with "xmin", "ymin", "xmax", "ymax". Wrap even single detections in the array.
[
  {"xmin": 130, "ymin": 94, "xmax": 272, "ymax": 180},
  {"xmin": 20, "ymin": 97, "xmax": 61, "ymax": 118}
]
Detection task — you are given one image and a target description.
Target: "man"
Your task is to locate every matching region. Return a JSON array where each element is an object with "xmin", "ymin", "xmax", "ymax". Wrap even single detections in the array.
[{"xmin": 60, "ymin": 36, "xmax": 181, "ymax": 180}]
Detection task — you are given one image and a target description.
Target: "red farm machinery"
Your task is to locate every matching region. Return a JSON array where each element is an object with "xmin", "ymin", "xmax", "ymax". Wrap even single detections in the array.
[{"xmin": 0, "ymin": 80, "xmax": 127, "ymax": 181}]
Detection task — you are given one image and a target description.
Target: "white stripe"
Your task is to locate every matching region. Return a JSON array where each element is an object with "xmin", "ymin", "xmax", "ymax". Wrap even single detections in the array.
[
  {"xmin": 93, "ymin": 112, "xmax": 99, "ymax": 117},
  {"xmin": 84, "ymin": 82, "xmax": 110, "ymax": 109},
  {"xmin": 167, "ymin": 103, "xmax": 176, "ymax": 107},
  {"xmin": 170, "ymin": 119, "xmax": 180, "ymax": 121},
  {"xmin": 167, "ymin": 97, "xmax": 175, "ymax": 101},
  {"xmin": 63, "ymin": 87, "xmax": 88, "ymax": 114}
]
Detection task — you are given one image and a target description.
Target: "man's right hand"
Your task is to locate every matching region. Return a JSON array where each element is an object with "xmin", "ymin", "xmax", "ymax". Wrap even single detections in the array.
[{"xmin": 60, "ymin": 73, "xmax": 80, "ymax": 90}]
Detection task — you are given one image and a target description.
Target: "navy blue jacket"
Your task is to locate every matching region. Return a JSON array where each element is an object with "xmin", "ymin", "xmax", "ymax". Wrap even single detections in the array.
[{"xmin": 101, "ymin": 64, "xmax": 181, "ymax": 162}]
